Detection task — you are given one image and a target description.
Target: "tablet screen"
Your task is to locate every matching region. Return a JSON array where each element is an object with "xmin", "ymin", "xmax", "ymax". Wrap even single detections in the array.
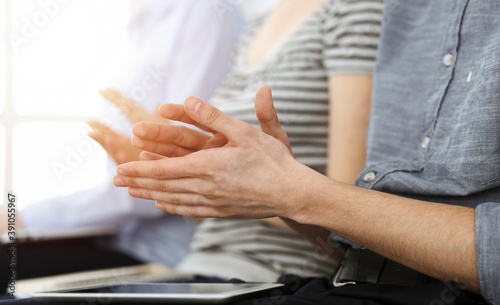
[
  {"xmin": 73, "ymin": 283, "xmax": 273, "ymax": 294},
  {"xmin": 31, "ymin": 283, "xmax": 285, "ymax": 304}
]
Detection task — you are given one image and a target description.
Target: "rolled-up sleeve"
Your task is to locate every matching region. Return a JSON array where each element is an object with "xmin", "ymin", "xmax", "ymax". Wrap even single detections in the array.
[{"xmin": 475, "ymin": 202, "xmax": 500, "ymax": 304}]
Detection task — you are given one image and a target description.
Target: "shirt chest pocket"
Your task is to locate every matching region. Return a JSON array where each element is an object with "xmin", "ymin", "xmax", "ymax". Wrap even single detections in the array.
[
  {"xmin": 440, "ymin": 47, "xmax": 500, "ymax": 185},
  {"xmin": 441, "ymin": 131, "xmax": 500, "ymax": 185}
]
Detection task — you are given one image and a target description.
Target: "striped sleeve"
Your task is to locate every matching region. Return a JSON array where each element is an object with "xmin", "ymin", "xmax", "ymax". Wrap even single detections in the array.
[{"xmin": 321, "ymin": 0, "xmax": 384, "ymax": 76}]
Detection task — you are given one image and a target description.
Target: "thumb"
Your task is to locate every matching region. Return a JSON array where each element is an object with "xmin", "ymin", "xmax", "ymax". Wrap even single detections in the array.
[
  {"xmin": 184, "ymin": 96, "xmax": 251, "ymax": 142},
  {"xmin": 254, "ymin": 87, "xmax": 292, "ymax": 151}
]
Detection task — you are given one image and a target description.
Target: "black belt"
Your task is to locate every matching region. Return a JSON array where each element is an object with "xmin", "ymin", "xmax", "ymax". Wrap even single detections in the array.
[{"xmin": 332, "ymin": 248, "xmax": 440, "ymax": 287}]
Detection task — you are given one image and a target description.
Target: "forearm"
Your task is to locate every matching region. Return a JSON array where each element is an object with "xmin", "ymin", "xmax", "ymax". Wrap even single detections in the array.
[
  {"xmin": 116, "ymin": 95, "xmax": 478, "ymax": 292},
  {"xmin": 289, "ymin": 170, "xmax": 479, "ymax": 292},
  {"xmin": 273, "ymin": 75, "xmax": 372, "ymax": 247}
]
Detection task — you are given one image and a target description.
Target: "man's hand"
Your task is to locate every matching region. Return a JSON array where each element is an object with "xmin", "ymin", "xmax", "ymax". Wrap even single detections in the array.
[
  {"xmin": 130, "ymin": 87, "xmax": 286, "ymax": 159},
  {"xmin": 130, "ymin": 114, "xmax": 227, "ymax": 159},
  {"xmin": 114, "ymin": 87, "xmax": 312, "ymax": 219}
]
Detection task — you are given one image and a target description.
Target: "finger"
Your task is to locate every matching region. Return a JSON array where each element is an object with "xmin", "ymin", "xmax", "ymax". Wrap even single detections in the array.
[
  {"xmin": 127, "ymin": 187, "xmax": 211, "ymax": 204},
  {"xmin": 87, "ymin": 120, "xmax": 113, "ymax": 135},
  {"xmin": 156, "ymin": 202, "xmax": 223, "ymax": 219},
  {"xmin": 117, "ymin": 156, "xmax": 203, "ymax": 179},
  {"xmin": 132, "ymin": 136, "xmax": 196, "ymax": 157},
  {"xmin": 87, "ymin": 131, "xmax": 104, "ymax": 145},
  {"xmin": 159, "ymin": 103, "xmax": 215, "ymax": 133},
  {"xmin": 87, "ymin": 120, "xmax": 114, "ymax": 147},
  {"xmin": 114, "ymin": 175, "xmax": 203, "ymax": 194},
  {"xmin": 204, "ymin": 133, "xmax": 229, "ymax": 150},
  {"xmin": 184, "ymin": 97, "xmax": 254, "ymax": 143},
  {"xmin": 99, "ymin": 88, "xmax": 154, "ymax": 124},
  {"xmin": 159, "ymin": 104, "xmax": 196, "ymax": 125},
  {"xmin": 132, "ymin": 122, "xmax": 210, "ymax": 151},
  {"xmin": 254, "ymin": 87, "xmax": 292, "ymax": 150},
  {"xmin": 156, "ymin": 201, "xmax": 243, "ymax": 219},
  {"xmin": 154, "ymin": 105, "xmax": 162, "ymax": 118},
  {"xmin": 140, "ymin": 151, "xmax": 166, "ymax": 161},
  {"xmin": 99, "ymin": 88, "xmax": 137, "ymax": 116}
]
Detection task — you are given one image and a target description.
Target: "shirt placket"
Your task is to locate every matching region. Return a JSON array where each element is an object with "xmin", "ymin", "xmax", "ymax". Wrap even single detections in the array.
[
  {"xmin": 358, "ymin": 0, "xmax": 470, "ymax": 190},
  {"xmin": 419, "ymin": 0, "xmax": 470, "ymax": 162}
]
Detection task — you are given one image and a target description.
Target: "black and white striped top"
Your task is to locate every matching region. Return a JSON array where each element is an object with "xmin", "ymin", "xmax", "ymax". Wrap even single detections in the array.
[{"xmin": 179, "ymin": 0, "xmax": 383, "ymax": 280}]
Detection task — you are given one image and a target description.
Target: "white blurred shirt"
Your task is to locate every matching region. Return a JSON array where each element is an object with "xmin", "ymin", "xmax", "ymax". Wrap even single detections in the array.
[{"xmin": 21, "ymin": 0, "xmax": 245, "ymax": 267}]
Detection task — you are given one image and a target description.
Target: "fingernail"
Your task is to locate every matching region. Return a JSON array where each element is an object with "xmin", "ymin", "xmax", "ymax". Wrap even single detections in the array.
[
  {"xmin": 113, "ymin": 177, "xmax": 124, "ymax": 187},
  {"xmin": 156, "ymin": 202, "xmax": 165, "ymax": 210},
  {"xmin": 117, "ymin": 167, "xmax": 126, "ymax": 176},
  {"xmin": 186, "ymin": 97, "xmax": 201, "ymax": 112},
  {"xmin": 129, "ymin": 188, "xmax": 139, "ymax": 197}
]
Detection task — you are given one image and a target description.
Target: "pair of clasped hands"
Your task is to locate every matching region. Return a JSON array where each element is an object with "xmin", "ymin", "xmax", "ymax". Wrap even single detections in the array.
[
  {"xmin": 2, "ymin": 87, "xmax": 308, "ymax": 234},
  {"xmin": 99, "ymin": 87, "xmax": 317, "ymax": 223}
]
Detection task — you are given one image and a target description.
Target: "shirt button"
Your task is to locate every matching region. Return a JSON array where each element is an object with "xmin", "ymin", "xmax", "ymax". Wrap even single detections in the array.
[
  {"xmin": 443, "ymin": 54, "xmax": 454, "ymax": 66},
  {"xmin": 363, "ymin": 172, "xmax": 376, "ymax": 183},
  {"xmin": 421, "ymin": 136, "xmax": 431, "ymax": 149}
]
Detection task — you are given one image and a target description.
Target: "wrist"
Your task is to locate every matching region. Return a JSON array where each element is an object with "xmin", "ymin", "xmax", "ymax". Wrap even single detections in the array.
[{"xmin": 283, "ymin": 166, "xmax": 341, "ymax": 226}]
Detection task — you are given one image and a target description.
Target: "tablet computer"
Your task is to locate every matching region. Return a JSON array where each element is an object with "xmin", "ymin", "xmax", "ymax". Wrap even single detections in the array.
[{"xmin": 31, "ymin": 282, "xmax": 285, "ymax": 304}]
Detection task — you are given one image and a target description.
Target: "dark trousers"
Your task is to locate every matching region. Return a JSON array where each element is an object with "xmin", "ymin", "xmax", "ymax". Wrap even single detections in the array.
[
  {"xmin": 0, "ymin": 237, "xmax": 140, "ymax": 294},
  {"xmin": 0, "ymin": 275, "xmax": 487, "ymax": 305},
  {"xmin": 235, "ymin": 275, "xmax": 487, "ymax": 305}
]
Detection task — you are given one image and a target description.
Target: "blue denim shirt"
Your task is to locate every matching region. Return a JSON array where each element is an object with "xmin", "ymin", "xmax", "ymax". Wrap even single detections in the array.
[{"xmin": 346, "ymin": 1, "xmax": 500, "ymax": 302}]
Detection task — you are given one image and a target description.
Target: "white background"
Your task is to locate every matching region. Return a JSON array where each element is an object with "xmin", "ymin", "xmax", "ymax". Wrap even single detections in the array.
[{"xmin": 0, "ymin": 0, "xmax": 279, "ymax": 209}]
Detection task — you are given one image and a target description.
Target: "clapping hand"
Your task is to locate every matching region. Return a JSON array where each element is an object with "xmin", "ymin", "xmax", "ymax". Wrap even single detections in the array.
[{"xmin": 113, "ymin": 87, "xmax": 312, "ymax": 220}]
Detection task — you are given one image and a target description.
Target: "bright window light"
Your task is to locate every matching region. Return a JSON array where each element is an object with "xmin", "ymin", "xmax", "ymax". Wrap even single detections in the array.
[
  {"xmin": 6, "ymin": 0, "xmax": 133, "ymax": 208},
  {"xmin": 0, "ymin": 1, "xmax": 5, "ymax": 114},
  {"xmin": 12, "ymin": 0, "xmax": 131, "ymax": 116},
  {"xmin": 0, "ymin": 126, "xmax": 4, "ymax": 198},
  {"xmin": 13, "ymin": 122, "xmax": 109, "ymax": 207}
]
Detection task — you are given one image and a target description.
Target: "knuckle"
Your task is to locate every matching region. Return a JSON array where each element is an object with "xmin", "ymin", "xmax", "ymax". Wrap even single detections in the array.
[
  {"xmin": 201, "ymin": 185, "xmax": 218, "ymax": 198},
  {"xmin": 150, "ymin": 124, "xmax": 162, "ymax": 140},
  {"xmin": 132, "ymin": 122, "xmax": 145, "ymax": 137},
  {"xmin": 131, "ymin": 136, "xmax": 143, "ymax": 148},
  {"xmin": 168, "ymin": 194, "xmax": 182, "ymax": 205},
  {"xmin": 151, "ymin": 166, "xmax": 167, "ymax": 179},
  {"xmin": 188, "ymin": 208, "xmax": 202, "ymax": 219},
  {"xmin": 186, "ymin": 158, "xmax": 205, "ymax": 176},
  {"xmin": 153, "ymin": 180, "xmax": 167, "ymax": 191},
  {"xmin": 158, "ymin": 143, "xmax": 173, "ymax": 156},
  {"xmin": 213, "ymin": 172, "xmax": 229, "ymax": 187},
  {"xmin": 173, "ymin": 126, "xmax": 187, "ymax": 144},
  {"xmin": 203, "ymin": 106, "xmax": 221, "ymax": 125},
  {"xmin": 172, "ymin": 145, "xmax": 184, "ymax": 158}
]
